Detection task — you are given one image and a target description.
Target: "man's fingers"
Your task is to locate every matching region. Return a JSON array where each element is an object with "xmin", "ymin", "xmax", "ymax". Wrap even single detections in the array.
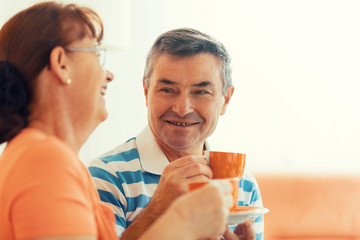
[
  {"xmin": 186, "ymin": 175, "xmax": 211, "ymax": 182},
  {"xmin": 233, "ymin": 219, "xmax": 255, "ymax": 239},
  {"xmin": 164, "ymin": 156, "xmax": 213, "ymax": 180},
  {"xmin": 168, "ymin": 155, "xmax": 208, "ymax": 168},
  {"xmin": 182, "ymin": 163, "xmax": 213, "ymax": 179}
]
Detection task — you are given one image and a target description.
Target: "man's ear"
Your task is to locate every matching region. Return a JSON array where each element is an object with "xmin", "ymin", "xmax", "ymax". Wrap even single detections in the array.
[
  {"xmin": 220, "ymin": 85, "xmax": 234, "ymax": 116},
  {"xmin": 143, "ymin": 78, "xmax": 149, "ymax": 107},
  {"xmin": 48, "ymin": 46, "xmax": 70, "ymax": 85}
]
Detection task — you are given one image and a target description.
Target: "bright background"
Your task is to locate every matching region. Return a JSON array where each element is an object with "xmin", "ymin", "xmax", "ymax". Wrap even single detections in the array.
[{"xmin": 1, "ymin": 0, "xmax": 359, "ymax": 174}]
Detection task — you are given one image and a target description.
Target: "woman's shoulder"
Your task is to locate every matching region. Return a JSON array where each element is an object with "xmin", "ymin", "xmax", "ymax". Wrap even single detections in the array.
[
  {"xmin": 5, "ymin": 128, "xmax": 83, "ymax": 177},
  {"xmin": 1, "ymin": 128, "xmax": 90, "ymax": 203}
]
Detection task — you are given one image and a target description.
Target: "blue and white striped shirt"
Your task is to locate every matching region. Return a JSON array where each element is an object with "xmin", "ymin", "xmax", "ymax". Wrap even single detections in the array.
[{"xmin": 88, "ymin": 126, "xmax": 264, "ymax": 239}]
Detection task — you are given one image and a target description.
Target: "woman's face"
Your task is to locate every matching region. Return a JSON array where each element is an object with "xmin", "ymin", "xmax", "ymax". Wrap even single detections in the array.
[{"xmin": 66, "ymin": 36, "xmax": 113, "ymax": 130}]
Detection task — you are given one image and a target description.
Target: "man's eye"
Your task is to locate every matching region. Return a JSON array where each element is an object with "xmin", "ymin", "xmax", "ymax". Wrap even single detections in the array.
[
  {"xmin": 195, "ymin": 90, "xmax": 210, "ymax": 95},
  {"xmin": 160, "ymin": 88, "xmax": 172, "ymax": 93}
]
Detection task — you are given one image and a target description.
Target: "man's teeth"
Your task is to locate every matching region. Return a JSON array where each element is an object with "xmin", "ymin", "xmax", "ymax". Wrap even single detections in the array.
[
  {"xmin": 101, "ymin": 88, "xmax": 106, "ymax": 95},
  {"xmin": 169, "ymin": 121, "xmax": 194, "ymax": 126}
]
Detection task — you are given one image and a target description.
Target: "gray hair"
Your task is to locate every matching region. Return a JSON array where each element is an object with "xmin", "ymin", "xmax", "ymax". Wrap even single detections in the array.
[{"xmin": 143, "ymin": 28, "xmax": 232, "ymax": 95}]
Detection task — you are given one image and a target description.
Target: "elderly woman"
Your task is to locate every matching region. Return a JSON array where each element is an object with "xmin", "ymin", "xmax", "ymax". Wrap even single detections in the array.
[{"xmin": 0, "ymin": 2, "xmax": 232, "ymax": 240}]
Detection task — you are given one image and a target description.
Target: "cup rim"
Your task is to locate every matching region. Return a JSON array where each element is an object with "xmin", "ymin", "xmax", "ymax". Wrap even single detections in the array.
[
  {"xmin": 188, "ymin": 177, "xmax": 240, "ymax": 185},
  {"xmin": 203, "ymin": 150, "xmax": 246, "ymax": 155}
]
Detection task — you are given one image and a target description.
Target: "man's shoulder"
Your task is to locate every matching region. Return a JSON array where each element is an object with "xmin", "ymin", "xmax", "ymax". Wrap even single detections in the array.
[
  {"xmin": 87, "ymin": 137, "xmax": 141, "ymax": 172},
  {"xmin": 92, "ymin": 137, "xmax": 139, "ymax": 164},
  {"xmin": 87, "ymin": 137, "xmax": 144, "ymax": 179}
]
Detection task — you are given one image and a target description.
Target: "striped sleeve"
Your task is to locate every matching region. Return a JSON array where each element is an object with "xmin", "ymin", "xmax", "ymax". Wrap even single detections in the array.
[
  {"xmin": 232, "ymin": 171, "xmax": 264, "ymax": 240},
  {"xmin": 88, "ymin": 139, "xmax": 160, "ymax": 237},
  {"xmin": 88, "ymin": 159, "xmax": 127, "ymax": 234}
]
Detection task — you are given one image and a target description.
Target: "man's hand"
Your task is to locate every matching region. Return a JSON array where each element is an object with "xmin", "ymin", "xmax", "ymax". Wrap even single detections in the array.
[
  {"xmin": 221, "ymin": 220, "xmax": 256, "ymax": 240},
  {"xmin": 150, "ymin": 155, "xmax": 213, "ymax": 212}
]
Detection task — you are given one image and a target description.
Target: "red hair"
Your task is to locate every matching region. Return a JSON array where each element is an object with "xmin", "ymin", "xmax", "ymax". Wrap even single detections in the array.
[{"xmin": 0, "ymin": 1, "xmax": 104, "ymax": 143}]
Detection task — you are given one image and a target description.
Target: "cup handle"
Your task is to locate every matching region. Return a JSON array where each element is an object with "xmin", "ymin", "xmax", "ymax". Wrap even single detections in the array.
[{"xmin": 202, "ymin": 151, "xmax": 210, "ymax": 164}]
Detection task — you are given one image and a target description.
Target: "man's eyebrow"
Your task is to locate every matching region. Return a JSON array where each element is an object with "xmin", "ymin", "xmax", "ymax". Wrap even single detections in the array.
[
  {"xmin": 157, "ymin": 79, "xmax": 212, "ymax": 87},
  {"xmin": 158, "ymin": 79, "xmax": 176, "ymax": 85},
  {"xmin": 192, "ymin": 81, "xmax": 212, "ymax": 87}
]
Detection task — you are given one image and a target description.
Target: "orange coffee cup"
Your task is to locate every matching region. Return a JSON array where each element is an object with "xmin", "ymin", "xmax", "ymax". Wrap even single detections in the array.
[{"xmin": 203, "ymin": 151, "xmax": 246, "ymax": 179}]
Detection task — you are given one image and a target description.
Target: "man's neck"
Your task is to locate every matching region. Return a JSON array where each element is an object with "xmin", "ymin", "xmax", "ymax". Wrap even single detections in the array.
[{"xmin": 156, "ymin": 141, "xmax": 205, "ymax": 162}]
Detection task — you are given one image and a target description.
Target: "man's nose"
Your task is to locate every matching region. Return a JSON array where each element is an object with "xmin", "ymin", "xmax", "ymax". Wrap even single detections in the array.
[{"xmin": 171, "ymin": 94, "xmax": 194, "ymax": 117}]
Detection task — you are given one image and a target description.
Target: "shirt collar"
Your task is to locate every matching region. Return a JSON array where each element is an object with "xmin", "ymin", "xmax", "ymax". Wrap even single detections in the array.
[
  {"xmin": 136, "ymin": 126, "xmax": 169, "ymax": 175},
  {"xmin": 136, "ymin": 125, "xmax": 210, "ymax": 175}
]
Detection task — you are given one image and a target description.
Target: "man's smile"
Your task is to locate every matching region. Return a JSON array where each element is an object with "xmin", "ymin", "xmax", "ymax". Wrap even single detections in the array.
[{"xmin": 166, "ymin": 120, "xmax": 199, "ymax": 127}]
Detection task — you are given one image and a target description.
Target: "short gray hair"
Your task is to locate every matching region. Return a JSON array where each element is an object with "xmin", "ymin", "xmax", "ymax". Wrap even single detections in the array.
[{"xmin": 143, "ymin": 28, "xmax": 232, "ymax": 95}]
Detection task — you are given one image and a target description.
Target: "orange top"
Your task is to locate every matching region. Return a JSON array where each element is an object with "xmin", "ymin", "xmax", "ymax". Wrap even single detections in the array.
[{"xmin": 0, "ymin": 128, "xmax": 117, "ymax": 240}]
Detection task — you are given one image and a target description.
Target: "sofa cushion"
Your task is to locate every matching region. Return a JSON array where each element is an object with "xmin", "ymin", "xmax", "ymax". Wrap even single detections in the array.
[{"xmin": 255, "ymin": 174, "xmax": 360, "ymax": 239}]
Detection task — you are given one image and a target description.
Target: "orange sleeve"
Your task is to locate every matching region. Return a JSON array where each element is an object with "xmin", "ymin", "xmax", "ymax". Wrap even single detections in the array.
[{"xmin": 8, "ymin": 138, "xmax": 97, "ymax": 239}]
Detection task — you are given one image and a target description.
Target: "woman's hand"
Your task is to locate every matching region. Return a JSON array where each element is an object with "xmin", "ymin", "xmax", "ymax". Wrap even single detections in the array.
[
  {"xmin": 142, "ymin": 180, "xmax": 233, "ymax": 240},
  {"xmin": 173, "ymin": 180, "xmax": 233, "ymax": 239}
]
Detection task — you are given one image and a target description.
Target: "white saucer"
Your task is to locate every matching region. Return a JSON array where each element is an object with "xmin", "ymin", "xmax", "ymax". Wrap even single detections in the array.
[{"xmin": 227, "ymin": 207, "xmax": 269, "ymax": 226}]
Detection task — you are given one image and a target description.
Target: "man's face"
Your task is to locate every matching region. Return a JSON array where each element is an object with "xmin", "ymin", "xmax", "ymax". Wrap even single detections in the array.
[{"xmin": 144, "ymin": 53, "xmax": 234, "ymax": 155}]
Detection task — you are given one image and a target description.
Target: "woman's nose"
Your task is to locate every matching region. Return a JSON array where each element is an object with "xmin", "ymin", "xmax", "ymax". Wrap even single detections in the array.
[{"xmin": 106, "ymin": 69, "xmax": 114, "ymax": 82}]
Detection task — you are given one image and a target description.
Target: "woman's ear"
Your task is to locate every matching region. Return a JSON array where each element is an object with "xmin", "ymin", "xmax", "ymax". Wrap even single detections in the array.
[{"xmin": 48, "ymin": 46, "xmax": 70, "ymax": 85}]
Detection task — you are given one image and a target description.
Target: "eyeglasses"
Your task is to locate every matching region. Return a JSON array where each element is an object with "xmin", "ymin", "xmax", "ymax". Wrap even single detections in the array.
[{"xmin": 65, "ymin": 47, "xmax": 107, "ymax": 67}]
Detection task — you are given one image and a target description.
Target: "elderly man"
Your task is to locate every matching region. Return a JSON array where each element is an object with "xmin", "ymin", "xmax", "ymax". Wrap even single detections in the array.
[{"xmin": 88, "ymin": 28, "xmax": 263, "ymax": 240}]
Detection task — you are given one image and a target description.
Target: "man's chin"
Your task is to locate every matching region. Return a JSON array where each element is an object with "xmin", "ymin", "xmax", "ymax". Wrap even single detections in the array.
[{"xmin": 164, "ymin": 138, "xmax": 201, "ymax": 153}]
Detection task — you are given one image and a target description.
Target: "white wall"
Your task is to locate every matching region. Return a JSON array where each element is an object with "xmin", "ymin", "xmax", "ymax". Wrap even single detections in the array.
[{"xmin": 1, "ymin": 0, "xmax": 359, "ymax": 174}]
